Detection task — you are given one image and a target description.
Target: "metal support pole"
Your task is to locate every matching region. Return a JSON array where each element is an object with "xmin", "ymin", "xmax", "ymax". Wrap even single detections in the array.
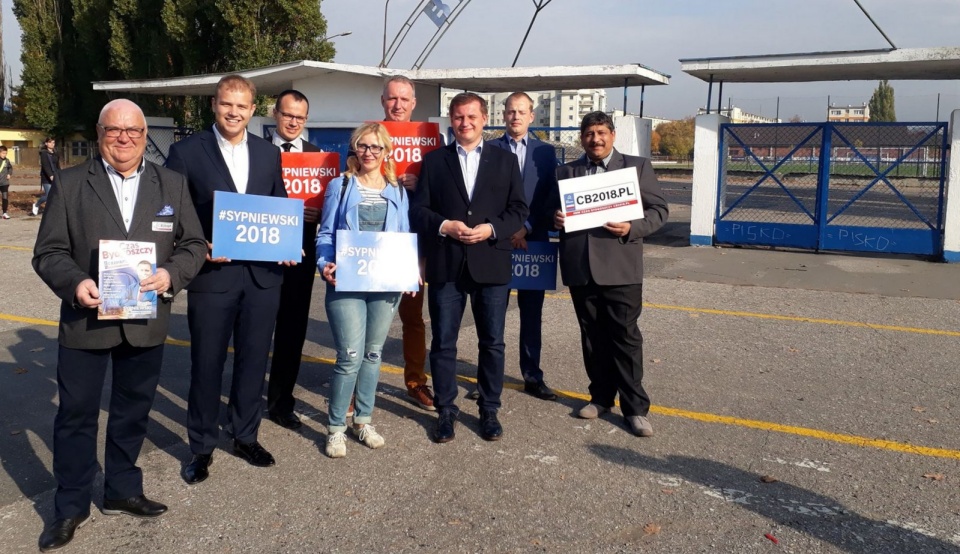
[
  {"xmin": 776, "ymin": 97, "xmax": 780, "ymax": 122},
  {"xmin": 640, "ymin": 85, "xmax": 645, "ymax": 118},
  {"xmin": 706, "ymin": 74, "xmax": 714, "ymax": 115},
  {"xmin": 380, "ymin": 0, "xmax": 390, "ymax": 68},
  {"xmin": 717, "ymin": 82, "xmax": 723, "ymax": 113},
  {"xmin": 937, "ymin": 92, "xmax": 941, "ymax": 121},
  {"xmin": 623, "ymin": 78, "xmax": 628, "ymax": 113},
  {"xmin": 852, "ymin": 0, "xmax": 897, "ymax": 49}
]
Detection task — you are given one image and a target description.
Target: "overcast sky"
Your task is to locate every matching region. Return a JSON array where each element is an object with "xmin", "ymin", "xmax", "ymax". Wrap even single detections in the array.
[{"xmin": 3, "ymin": 0, "xmax": 960, "ymax": 122}]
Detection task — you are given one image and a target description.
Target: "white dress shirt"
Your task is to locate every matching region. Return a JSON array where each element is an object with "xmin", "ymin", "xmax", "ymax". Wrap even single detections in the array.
[
  {"xmin": 508, "ymin": 134, "xmax": 527, "ymax": 174},
  {"xmin": 212, "ymin": 125, "xmax": 250, "ymax": 194},
  {"xmin": 103, "ymin": 159, "xmax": 145, "ymax": 232}
]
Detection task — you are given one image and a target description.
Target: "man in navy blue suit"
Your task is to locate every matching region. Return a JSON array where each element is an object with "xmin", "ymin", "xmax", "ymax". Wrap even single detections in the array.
[
  {"xmin": 484, "ymin": 91, "xmax": 559, "ymax": 401},
  {"xmin": 411, "ymin": 93, "xmax": 528, "ymax": 443},
  {"xmin": 166, "ymin": 75, "xmax": 296, "ymax": 484}
]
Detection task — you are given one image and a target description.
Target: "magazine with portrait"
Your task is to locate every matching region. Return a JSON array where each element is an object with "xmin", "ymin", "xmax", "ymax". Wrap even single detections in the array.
[{"xmin": 98, "ymin": 240, "xmax": 158, "ymax": 320}]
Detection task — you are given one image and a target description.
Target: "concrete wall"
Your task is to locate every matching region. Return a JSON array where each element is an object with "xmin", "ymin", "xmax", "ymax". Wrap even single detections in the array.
[
  {"xmin": 613, "ymin": 115, "xmax": 651, "ymax": 158},
  {"xmin": 689, "ymin": 113, "xmax": 730, "ymax": 246},
  {"xmin": 942, "ymin": 110, "xmax": 960, "ymax": 261}
]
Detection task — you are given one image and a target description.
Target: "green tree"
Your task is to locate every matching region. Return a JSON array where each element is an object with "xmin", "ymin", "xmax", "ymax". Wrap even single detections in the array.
[
  {"xmin": 15, "ymin": 0, "xmax": 336, "ymax": 134},
  {"xmin": 12, "ymin": 0, "xmax": 62, "ymax": 133},
  {"xmin": 656, "ymin": 117, "xmax": 695, "ymax": 158},
  {"xmin": 868, "ymin": 80, "xmax": 896, "ymax": 122}
]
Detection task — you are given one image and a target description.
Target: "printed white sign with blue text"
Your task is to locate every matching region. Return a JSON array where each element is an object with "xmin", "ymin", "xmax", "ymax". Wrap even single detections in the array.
[
  {"xmin": 558, "ymin": 167, "xmax": 644, "ymax": 233},
  {"xmin": 335, "ymin": 230, "xmax": 420, "ymax": 292}
]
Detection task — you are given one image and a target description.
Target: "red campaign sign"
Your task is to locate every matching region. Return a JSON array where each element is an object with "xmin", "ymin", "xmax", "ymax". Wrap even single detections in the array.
[
  {"xmin": 370, "ymin": 121, "xmax": 441, "ymax": 177},
  {"xmin": 281, "ymin": 152, "xmax": 340, "ymax": 209}
]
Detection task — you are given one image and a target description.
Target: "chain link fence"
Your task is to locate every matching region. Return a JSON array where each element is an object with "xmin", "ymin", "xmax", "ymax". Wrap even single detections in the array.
[
  {"xmin": 144, "ymin": 126, "xmax": 194, "ymax": 165},
  {"xmin": 719, "ymin": 122, "xmax": 947, "ymax": 234}
]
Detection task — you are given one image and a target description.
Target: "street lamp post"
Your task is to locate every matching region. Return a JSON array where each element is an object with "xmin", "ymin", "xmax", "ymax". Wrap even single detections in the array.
[{"xmin": 320, "ymin": 31, "xmax": 353, "ymax": 44}]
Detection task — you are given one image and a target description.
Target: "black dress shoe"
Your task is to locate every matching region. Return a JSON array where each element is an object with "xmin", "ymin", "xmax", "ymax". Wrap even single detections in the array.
[
  {"xmin": 479, "ymin": 409, "xmax": 503, "ymax": 441},
  {"xmin": 234, "ymin": 440, "xmax": 276, "ymax": 467},
  {"xmin": 268, "ymin": 411, "xmax": 303, "ymax": 430},
  {"xmin": 103, "ymin": 494, "xmax": 168, "ymax": 518},
  {"xmin": 38, "ymin": 513, "xmax": 89, "ymax": 552},
  {"xmin": 181, "ymin": 453, "xmax": 213, "ymax": 485},
  {"xmin": 523, "ymin": 380, "xmax": 558, "ymax": 401},
  {"xmin": 433, "ymin": 411, "xmax": 458, "ymax": 443}
]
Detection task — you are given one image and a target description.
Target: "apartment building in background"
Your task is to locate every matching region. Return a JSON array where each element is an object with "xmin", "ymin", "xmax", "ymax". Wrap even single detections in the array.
[{"xmin": 827, "ymin": 103, "xmax": 870, "ymax": 122}]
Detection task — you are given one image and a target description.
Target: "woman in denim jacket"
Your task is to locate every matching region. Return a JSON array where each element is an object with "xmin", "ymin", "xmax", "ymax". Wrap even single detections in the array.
[{"xmin": 316, "ymin": 122, "xmax": 415, "ymax": 458}]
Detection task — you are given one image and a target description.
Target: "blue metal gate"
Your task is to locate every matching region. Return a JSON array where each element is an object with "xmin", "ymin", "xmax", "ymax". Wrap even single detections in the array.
[{"xmin": 716, "ymin": 122, "xmax": 948, "ymax": 256}]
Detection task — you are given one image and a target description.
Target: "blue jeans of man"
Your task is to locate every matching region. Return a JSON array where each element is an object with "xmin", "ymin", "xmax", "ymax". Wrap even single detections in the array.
[
  {"xmin": 325, "ymin": 286, "xmax": 401, "ymax": 432},
  {"xmin": 428, "ymin": 278, "xmax": 510, "ymax": 415}
]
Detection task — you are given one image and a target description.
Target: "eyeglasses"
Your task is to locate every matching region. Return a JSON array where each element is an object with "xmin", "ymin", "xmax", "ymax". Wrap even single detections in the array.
[
  {"xmin": 98, "ymin": 125, "xmax": 144, "ymax": 139},
  {"xmin": 355, "ymin": 143, "xmax": 384, "ymax": 155},
  {"xmin": 279, "ymin": 112, "xmax": 307, "ymax": 125}
]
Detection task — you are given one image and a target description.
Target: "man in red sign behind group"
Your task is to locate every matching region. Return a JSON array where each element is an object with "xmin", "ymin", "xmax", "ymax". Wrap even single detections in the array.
[
  {"xmin": 381, "ymin": 75, "xmax": 436, "ymax": 412},
  {"xmin": 266, "ymin": 89, "xmax": 324, "ymax": 431}
]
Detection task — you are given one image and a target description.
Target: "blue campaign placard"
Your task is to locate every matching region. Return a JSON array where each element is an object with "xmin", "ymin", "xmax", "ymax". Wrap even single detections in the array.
[
  {"xmin": 211, "ymin": 191, "xmax": 304, "ymax": 262},
  {"xmin": 510, "ymin": 241, "xmax": 558, "ymax": 290},
  {"xmin": 335, "ymin": 230, "xmax": 420, "ymax": 292}
]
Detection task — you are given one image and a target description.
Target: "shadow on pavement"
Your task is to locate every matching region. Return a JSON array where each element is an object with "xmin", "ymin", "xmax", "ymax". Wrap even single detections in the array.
[{"xmin": 588, "ymin": 446, "xmax": 959, "ymax": 554}]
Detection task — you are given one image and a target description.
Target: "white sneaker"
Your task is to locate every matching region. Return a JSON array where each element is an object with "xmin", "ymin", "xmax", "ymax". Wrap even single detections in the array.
[
  {"xmin": 31, "ymin": 204, "xmax": 38, "ymax": 216},
  {"xmin": 325, "ymin": 431, "xmax": 347, "ymax": 458},
  {"xmin": 351, "ymin": 424, "xmax": 385, "ymax": 449},
  {"xmin": 1, "ymin": 213, "xmax": 8, "ymax": 219}
]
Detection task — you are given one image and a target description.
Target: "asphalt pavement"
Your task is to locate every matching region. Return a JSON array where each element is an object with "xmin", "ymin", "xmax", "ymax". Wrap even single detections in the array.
[{"xmin": 1, "ymin": 187, "xmax": 959, "ymax": 553}]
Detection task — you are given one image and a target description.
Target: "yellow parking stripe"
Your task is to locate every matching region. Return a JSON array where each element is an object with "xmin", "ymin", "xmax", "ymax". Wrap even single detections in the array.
[
  {"xmin": 4, "ymin": 310, "xmax": 959, "ymax": 460},
  {"xmin": 0, "ymin": 245, "xmax": 32, "ymax": 251}
]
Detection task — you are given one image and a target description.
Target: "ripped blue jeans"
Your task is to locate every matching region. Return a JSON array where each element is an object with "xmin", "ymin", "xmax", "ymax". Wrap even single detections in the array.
[{"xmin": 325, "ymin": 285, "xmax": 401, "ymax": 432}]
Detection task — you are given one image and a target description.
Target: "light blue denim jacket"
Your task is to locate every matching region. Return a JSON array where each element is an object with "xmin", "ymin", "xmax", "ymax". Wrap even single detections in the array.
[{"xmin": 315, "ymin": 175, "xmax": 411, "ymax": 269}]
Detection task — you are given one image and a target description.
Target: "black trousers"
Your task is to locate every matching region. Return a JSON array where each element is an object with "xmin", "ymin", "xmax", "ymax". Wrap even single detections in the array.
[
  {"xmin": 267, "ymin": 249, "xmax": 317, "ymax": 416},
  {"xmin": 569, "ymin": 282, "xmax": 650, "ymax": 417},
  {"xmin": 53, "ymin": 342, "xmax": 164, "ymax": 520},
  {"xmin": 187, "ymin": 268, "xmax": 281, "ymax": 454}
]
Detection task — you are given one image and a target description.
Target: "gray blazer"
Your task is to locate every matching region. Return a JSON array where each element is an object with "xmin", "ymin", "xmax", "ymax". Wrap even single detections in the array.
[
  {"xmin": 33, "ymin": 157, "xmax": 207, "ymax": 349},
  {"xmin": 554, "ymin": 150, "xmax": 669, "ymax": 286}
]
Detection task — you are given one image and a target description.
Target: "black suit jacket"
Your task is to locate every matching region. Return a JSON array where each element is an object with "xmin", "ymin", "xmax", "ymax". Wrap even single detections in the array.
[
  {"xmin": 553, "ymin": 150, "xmax": 668, "ymax": 286},
  {"xmin": 487, "ymin": 134, "xmax": 559, "ymax": 240},
  {"xmin": 411, "ymin": 142, "xmax": 528, "ymax": 285},
  {"xmin": 165, "ymin": 128, "xmax": 288, "ymax": 292},
  {"xmin": 33, "ymin": 158, "xmax": 207, "ymax": 349}
]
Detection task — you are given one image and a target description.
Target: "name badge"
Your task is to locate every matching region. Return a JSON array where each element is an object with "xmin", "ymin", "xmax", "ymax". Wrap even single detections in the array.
[{"xmin": 152, "ymin": 221, "xmax": 174, "ymax": 232}]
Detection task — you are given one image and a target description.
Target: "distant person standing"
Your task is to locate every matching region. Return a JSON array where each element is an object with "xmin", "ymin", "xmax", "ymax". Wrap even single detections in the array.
[
  {"xmin": 33, "ymin": 137, "xmax": 60, "ymax": 215},
  {"xmin": 381, "ymin": 75, "xmax": 436, "ymax": 412},
  {"xmin": 266, "ymin": 89, "xmax": 323, "ymax": 431},
  {"xmin": 0, "ymin": 146, "xmax": 13, "ymax": 219}
]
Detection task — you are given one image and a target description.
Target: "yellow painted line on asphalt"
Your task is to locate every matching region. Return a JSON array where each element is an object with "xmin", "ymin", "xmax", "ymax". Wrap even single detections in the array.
[
  {"xmin": 4, "ymin": 310, "xmax": 960, "ymax": 460},
  {"xmin": 538, "ymin": 292, "xmax": 960, "ymax": 338},
  {"xmin": 643, "ymin": 302, "xmax": 960, "ymax": 338},
  {"xmin": 0, "ymin": 245, "xmax": 31, "ymax": 251}
]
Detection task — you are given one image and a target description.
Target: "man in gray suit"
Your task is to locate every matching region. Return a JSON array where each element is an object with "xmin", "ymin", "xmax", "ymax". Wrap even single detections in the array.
[
  {"xmin": 33, "ymin": 99, "xmax": 206, "ymax": 552},
  {"xmin": 551, "ymin": 111, "xmax": 668, "ymax": 438}
]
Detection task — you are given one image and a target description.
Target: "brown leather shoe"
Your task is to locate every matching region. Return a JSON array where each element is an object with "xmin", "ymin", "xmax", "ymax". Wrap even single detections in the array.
[{"xmin": 407, "ymin": 384, "xmax": 436, "ymax": 411}]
